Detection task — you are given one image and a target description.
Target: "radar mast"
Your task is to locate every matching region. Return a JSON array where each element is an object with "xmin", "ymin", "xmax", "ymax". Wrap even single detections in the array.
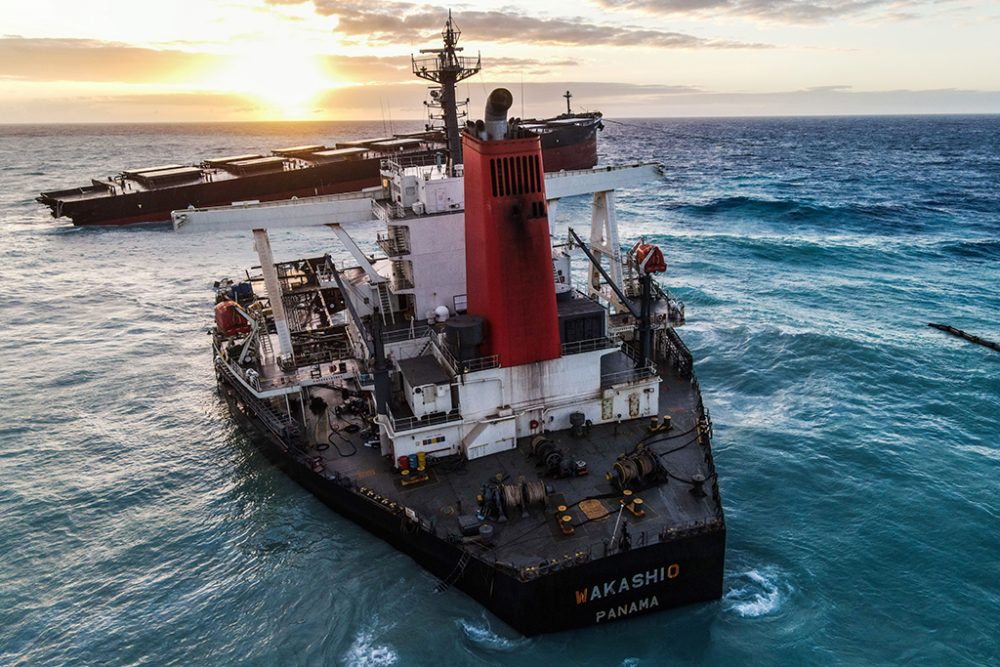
[{"xmin": 412, "ymin": 11, "xmax": 481, "ymax": 174}]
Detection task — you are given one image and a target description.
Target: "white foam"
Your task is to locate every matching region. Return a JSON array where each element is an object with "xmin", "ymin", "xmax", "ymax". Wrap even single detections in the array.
[
  {"xmin": 723, "ymin": 566, "xmax": 790, "ymax": 618},
  {"xmin": 456, "ymin": 617, "xmax": 529, "ymax": 652},
  {"xmin": 342, "ymin": 628, "xmax": 398, "ymax": 667},
  {"xmin": 957, "ymin": 444, "xmax": 1000, "ymax": 462}
]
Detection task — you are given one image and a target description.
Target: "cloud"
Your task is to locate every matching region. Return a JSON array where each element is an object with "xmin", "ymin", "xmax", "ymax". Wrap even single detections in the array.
[
  {"xmin": 484, "ymin": 57, "xmax": 580, "ymax": 76},
  {"xmin": 0, "ymin": 37, "xmax": 419, "ymax": 85},
  {"xmin": 277, "ymin": 1, "xmax": 770, "ymax": 49},
  {"xmin": 805, "ymin": 84, "xmax": 853, "ymax": 92},
  {"xmin": 590, "ymin": 0, "xmax": 941, "ymax": 24},
  {"xmin": 0, "ymin": 37, "xmax": 212, "ymax": 84}
]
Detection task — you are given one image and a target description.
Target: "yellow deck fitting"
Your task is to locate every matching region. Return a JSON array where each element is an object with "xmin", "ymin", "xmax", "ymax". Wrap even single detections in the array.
[
  {"xmin": 627, "ymin": 497, "xmax": 646, "ymax": 517},
  {"xmin": 400, "ymin": 473, "xmax": 430, "ymax": 487}
]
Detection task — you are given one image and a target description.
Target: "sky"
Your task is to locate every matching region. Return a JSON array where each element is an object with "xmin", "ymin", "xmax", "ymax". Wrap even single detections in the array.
[{"xmin": 1, "ymin": 0, "xmax": 998, "ymax": 121}]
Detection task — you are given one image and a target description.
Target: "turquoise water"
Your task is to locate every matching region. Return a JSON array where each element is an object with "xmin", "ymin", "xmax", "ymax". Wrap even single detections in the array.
[{"xmin": 1, "ymin": 117, "xmax": 997, "ymax": 665}]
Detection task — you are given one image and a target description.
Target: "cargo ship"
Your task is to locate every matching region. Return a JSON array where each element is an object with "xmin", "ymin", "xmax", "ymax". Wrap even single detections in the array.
[
  {"xmin": 36, "ymin": 15, "xmax": 602, "ymax": 227},
  {"xmin": 187, "ymin": 82, "xmax": 725, "ymax": 634}
]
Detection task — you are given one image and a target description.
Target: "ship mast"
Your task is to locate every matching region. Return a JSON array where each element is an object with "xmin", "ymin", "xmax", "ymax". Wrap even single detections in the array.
[{"xmin": 412, "ymin": 11, "xmax": 481, "ymax": 174}]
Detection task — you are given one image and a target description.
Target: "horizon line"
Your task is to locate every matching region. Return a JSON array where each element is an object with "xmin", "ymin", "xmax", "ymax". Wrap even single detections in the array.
[{"xmin": 3, "ymin": 111, "xmax": 1000, "ymax": 126}]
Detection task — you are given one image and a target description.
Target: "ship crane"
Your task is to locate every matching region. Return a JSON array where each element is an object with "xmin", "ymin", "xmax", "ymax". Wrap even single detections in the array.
[{"xmin": 567, "ymin": 228, "xmax": 666, "ymax": 364}]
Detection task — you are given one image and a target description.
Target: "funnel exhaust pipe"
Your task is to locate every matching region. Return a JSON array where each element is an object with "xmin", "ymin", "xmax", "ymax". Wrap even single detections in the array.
[{"xmin": 484, "ymin": 88, "xmax": 513, "ymax": 140}]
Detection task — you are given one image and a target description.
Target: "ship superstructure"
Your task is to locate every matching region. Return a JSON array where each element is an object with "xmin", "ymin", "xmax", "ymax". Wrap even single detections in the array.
[{"xmin": 193, "ymin": 88, "xmax": 722, "ymax": 635}]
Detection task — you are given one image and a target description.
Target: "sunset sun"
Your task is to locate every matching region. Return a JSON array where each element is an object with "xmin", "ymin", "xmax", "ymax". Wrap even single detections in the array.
[{"xmin": 205, "ymin": 46, "xmax": 338, "ymax": 119}]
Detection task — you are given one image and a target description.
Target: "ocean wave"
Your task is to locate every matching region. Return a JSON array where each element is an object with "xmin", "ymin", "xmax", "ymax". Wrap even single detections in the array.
[
  {"xmin": 675, "ymin": 196, "xmax": 826, "ymax": 219},
  {"xmin": 723, "ymin": 566, "xmax": 793, "ymax": 618},
  {"xmin": 956, "ymin": 444, "xmax": 1000, "ymax": 462},
  {"xmin": 671, "ymin": 195, "xmax": 938, "ymax": 232},
  {"xmin": 933, "ymin": 238, "xmax": 1000, "ymax": 261},
  {"xmin": 456, "ymin": 616, "xmax": 530, "ymax": 652}
]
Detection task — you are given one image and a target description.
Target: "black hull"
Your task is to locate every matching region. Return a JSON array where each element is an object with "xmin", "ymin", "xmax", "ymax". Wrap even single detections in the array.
[
  {"xmin": 39, "ymin": 157, "xmax": 386, "ymax": 227},
  {"xmin": 38, "ymin": 120, "xmax": 602, "ymax": 227},
  {"xmin": 221, "ymin": 381, "xmax": 725, "ymax": 636},
  {"xmin": 537, "ymin": 118, "xmax": 601, "ymax": 172}
]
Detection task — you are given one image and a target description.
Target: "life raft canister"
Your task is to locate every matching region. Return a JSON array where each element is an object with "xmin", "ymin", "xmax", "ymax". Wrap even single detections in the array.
[
  {"xmin": 635, "ymin": 244, "xmax": 666, "ymax": 274},
  {"xmin": 214, "ymin": 300, "xmax": 252, "ymax": 337}
]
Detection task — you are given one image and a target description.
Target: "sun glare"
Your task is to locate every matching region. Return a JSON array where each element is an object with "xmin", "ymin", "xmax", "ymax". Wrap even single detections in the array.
[{"xmin": 205, "ymin": 45, "xmax": 338, "ymax": 119}]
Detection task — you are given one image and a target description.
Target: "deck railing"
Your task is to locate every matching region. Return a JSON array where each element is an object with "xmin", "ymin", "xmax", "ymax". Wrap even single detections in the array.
[
  {"xmin": 656, "ymin": 326, "xmax": 694, "ymax": 379},
  {"xmin": 599, "ymin": 364, "xmax": 657, "ymax": 387},
  {"xmin": 429, "ymin": 328, "xmax": 499, "ymax": 374},
  {"xmin": 382, "ymin": 322, "xmax": 431, "ymax": 344},
  {"xmin": 215, "ymin": 357, "xmax": 299, "ymax": 446},
  {"xmin": 388, "ymin": 407, "xmax": 463, "ymax": 433},
  {"xmin": 372, "ymin": 199, "xmax": 405, "ymax": 223},
  {"xmin": 376, "ymin": 233, "xmax": 410, "ymax": 257},
  {"xmin": 561, "ymin": 336, "xmax": 618, "ymax": 356}
]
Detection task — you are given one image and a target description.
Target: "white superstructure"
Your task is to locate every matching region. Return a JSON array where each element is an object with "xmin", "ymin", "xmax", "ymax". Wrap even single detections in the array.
[{"xmin": 186, "ymin": 158, "xmax": 673, "ymax": 468}]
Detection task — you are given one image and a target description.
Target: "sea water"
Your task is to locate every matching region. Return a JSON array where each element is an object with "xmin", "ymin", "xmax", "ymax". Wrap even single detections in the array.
[{"xmin": 1, "ymin": 117, "xmax": 997, "ymax": 666}]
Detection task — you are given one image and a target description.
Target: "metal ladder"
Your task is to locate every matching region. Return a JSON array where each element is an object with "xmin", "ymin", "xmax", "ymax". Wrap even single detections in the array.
[
  {"xmin": 390, "ymin": 224, "xmax": 409, "ymax": 255},
  {"xmin": 435, "ymin": 550, "xmax": 471, "ymax": 592},
  {"xmin": 417, "ymin": 337, "xmax": 433, "ymax": 357},
  {"xmin": 376, "ymin": 282, "xmax": 395, "ymax": 326},
  {"xmin": 217, "ymin": 359, "xmax": 298, "ymax": 444},
  {"xmin": 256, "ymin": 316, "xmax": 273, "ymax": 359}
]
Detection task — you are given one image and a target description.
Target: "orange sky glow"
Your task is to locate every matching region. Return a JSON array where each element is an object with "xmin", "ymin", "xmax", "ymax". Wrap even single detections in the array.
[{"xmin": 1, "ymin": 0, "xmax": 998, "ymax": 122}]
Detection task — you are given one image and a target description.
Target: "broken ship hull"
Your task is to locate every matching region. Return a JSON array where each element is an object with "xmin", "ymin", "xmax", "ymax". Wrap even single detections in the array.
[
  {"xmin": 37, "ymin": 157, "xmax": 385, "ymax": 227},
  {"xmin": 37, "ymin": 120, "xmax": 600, "ymax": 227}
]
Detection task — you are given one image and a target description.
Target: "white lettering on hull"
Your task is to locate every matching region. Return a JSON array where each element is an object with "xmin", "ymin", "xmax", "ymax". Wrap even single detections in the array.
[
  {"xmin": 574, "ymin": 564, "xmax": 679, "ymax": 605},
  {"xmin": 595, "ymin": 595, "xmax": 660, "ymax": 623}
]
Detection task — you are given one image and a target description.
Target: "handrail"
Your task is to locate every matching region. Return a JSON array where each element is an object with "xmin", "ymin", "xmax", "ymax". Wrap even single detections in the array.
[
  {"xmin": 429, "ymin": 328, "xmax": 499, "ymax": 374},
  {"xmin": 600, "ymin": 364, "xmax": 656, "ymax": 386},
  {"xmin": 381, "ymin": 153, "xmax": 445, "ymax": 172},
  {"xmin": 561, "ymin": 336, "xmax": 618, "ymax": 356},
  {"xmin": 183, "ymin": 187, "xmax": 382, "ymax": 214},
  {"xmin": 392, "ymin": 274, "xmax": 415, "ymax": 291},
  {"xmin": 508, "ymin": 514, "xmax": 724, "ymax": 582},
  {"xmin": 656, "ymin": 327, "xmax": 693, "ymax": 379},
  {"xmin": 376, "ymin": 234, "xmax": 410, "ymax": 256},
  {"xmin": 215, "ymin": 357, "xmax": 298, "ymax": 445},
  {"xmin": 383, "ymin": 323, "xmax": 431, "ymax": 344},
  {"xmin": 388, "ymin": 408, "xmax": 463, "ymax": 433},
  {"xmin": 372, "ymin": 199, "xmax": 406, "ymax": 222}
]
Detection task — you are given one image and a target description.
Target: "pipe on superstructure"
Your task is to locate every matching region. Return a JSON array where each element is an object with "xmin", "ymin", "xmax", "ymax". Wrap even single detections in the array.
[
  {"xmin": 371, "ymin": 311, "xmax": 390, "ymax": 418},
  {"xmin": 484, "ymin": 88, "xmax": 513, "ymax": 140}
]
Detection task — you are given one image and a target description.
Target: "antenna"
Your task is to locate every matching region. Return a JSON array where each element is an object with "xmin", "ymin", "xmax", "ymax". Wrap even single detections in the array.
[
  {"xmin": 520, "ymin": 73, "xmax": 524, "ymax": 118},
  {"xmin": 411, "ymin": 11, "xmax": 481, "ymax": 173}
]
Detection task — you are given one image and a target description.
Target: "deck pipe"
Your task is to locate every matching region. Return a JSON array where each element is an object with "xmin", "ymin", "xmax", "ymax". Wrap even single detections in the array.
[{"xmin": 484, "ymin": 88, "xmax": 513, "ymax": 140}]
